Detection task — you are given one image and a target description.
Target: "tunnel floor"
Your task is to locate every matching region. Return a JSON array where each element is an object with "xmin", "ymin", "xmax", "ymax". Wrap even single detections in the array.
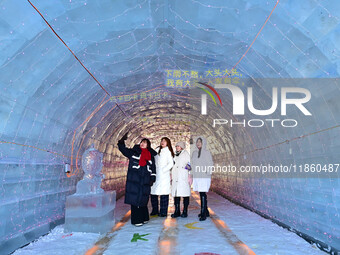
[{"xmin": 12, "ymin": 191, "xmax": 324, "ymax": 255}]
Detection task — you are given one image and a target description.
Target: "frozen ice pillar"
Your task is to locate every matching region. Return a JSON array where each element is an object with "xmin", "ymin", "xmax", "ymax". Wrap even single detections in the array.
[{"xmin": 64, "ymin": 144, "xmax": 116, "ymax": 234}]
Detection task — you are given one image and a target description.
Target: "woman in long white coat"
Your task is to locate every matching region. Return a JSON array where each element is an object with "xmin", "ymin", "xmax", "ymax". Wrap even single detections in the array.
[
  {"xmin": 150, "ymin": 137, "xmax": 174, "ymax": 217},
  {"xmin": 191, "ymin": 136, "xmax": 213, "ymax": 221},
  {"xmin": 171, "ymin": 141, "xmax": 192, "ymax": 218}
]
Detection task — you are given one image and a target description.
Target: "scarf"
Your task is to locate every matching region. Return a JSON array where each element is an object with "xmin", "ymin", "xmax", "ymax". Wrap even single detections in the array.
[
  {"xmin": 139, "ymin": 148, "xmax": 151, "ymax": 166},
  {"xmin": 175, "ymin": 150, "xmax": 182, "ymax": 157}
]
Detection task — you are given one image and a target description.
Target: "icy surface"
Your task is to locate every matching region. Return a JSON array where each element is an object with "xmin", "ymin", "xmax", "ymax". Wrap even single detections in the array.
[
  {"xmin": 13, "ymin": 192, "xmax": 326, "ymax": 255},
  {"xmin": 12, "ymin": 226, "xmax": 100, "ymax": 255},
  {"xmin": 12, "ymin": 195, "xmax": 130, "ymax": 255}
]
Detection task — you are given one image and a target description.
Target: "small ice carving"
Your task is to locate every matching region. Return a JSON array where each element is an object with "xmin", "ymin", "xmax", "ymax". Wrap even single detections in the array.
[
  {"xmin": 76, "ymin": 144, "xmax": 104, "ymax": 194},
  {"xmin": 64, "ymin": 144, "xmax": 115, "ymax": 234}
]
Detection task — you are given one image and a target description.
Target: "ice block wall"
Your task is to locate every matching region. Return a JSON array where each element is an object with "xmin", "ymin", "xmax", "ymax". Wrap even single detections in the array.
[
  {"xmin": 210, "ymin": 79, "xmax": 340, "ymax": 251},
  {"xmin": 0, "ymin": 1, "xmax": 131, "ymax": 253},
  {"xmin": 0, "ymin": 0, "xmax": 340, "ymax": 254}
]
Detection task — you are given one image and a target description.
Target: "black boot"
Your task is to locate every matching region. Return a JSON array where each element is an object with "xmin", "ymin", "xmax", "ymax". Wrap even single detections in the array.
[
  {"xmin": 159, "ymin": 195, "xmax": 169, "ymax": 217},
  {"xmin": 198, "ymin": 208, "xmax": 210, "ymax": 217},
  {"xmin": 181, "ymin": 197, "xmax": 189, "ymax": 218},
  {"xmin": 198, "ymin": 193, "xmax": 209, "ymax": 217},
  {"xmin": 197, "ymin": 192, "xmax": 202, "ymax": 217},
  {"xmin": 171, "ymin": 197, "xmax": 181, "ymax": 218},
  {"xmin": 150, "ymin": 195, "xmax": 159, "ymax": 216},
  {"xmin": 199, "ymin": 193, "xmax": 207, "ymax": 221},
  {"xmin": 150, "ymin": 209, "xmax": 159, "ymax": 216}
]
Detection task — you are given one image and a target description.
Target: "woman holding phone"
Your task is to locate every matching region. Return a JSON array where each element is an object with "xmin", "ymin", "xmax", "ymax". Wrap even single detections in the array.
[{"xmin": 117, "ymin": 131, "xmax": 157, "ymax": 226}]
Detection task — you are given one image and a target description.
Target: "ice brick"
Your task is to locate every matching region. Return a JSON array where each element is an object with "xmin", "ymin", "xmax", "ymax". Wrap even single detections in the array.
[{"xmin": 64, "ymin": 191, "xmax": 116, "ymax": 234}]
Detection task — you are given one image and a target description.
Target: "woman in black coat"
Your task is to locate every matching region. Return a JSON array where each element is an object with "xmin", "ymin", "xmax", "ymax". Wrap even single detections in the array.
[{"xmin": 117, "ymin": 132, "xmax": 157, "ymax": 226}]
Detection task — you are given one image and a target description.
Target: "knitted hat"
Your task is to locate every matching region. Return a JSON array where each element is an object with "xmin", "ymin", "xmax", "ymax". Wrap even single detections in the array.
[{"xmin": 175, "ymin": 141, "xmax": 186, "ymax": 149}]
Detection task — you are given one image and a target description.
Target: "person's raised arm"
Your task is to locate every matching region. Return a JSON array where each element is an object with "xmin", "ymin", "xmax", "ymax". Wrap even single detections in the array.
[{"xmin": 117, "ymin": 132, "xmax": 133, "ymax": 159}]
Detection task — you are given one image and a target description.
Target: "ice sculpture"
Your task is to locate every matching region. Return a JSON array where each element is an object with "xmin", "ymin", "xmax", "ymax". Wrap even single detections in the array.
[
  {"xmin": 64, "ymin": 144, "xmax": 116, "ymax": 234},
  {"xmin": 77, "ymin": 144, "xmax": 105, "ymax": 194}
]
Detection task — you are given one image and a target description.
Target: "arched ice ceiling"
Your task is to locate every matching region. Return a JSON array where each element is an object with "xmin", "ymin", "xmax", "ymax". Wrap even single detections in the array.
[
  {"xmin": 0, "ymin": 0, "xmax": 339, "ymax": 166},
  {"xmin": 1, "ymin": 0, "xmax": 340, "ymax": 253}
]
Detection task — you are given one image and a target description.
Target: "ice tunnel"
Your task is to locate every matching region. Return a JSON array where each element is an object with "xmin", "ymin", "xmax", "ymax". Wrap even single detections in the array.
[{"xmin": 1, "ymin": 0, "xmax": 340, "ymax": 254}]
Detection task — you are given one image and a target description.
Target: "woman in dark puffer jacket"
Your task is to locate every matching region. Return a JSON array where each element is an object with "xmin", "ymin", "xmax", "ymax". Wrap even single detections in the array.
[{"xmin": 117, "ymin": 131, "xmax": 157, "ymax": 226}]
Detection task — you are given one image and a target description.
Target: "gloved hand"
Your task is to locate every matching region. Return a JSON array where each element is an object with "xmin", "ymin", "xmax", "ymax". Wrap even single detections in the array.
[
  {"xmin": 118, "ymin": 131, "xmax": 129, "ymax": 144},
  {"xmin": 121, "ymin": 131, "xmax": 128, "ymax": 141},
  {"xmin": 150, "ymin": 175, "xmax": 156, "ymax": 186}
]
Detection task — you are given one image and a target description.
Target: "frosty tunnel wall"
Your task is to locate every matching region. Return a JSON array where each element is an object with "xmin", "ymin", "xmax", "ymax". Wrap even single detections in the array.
[{"xmin": 209, "ymin": 78, "xmax": 340, "ymax": 251}]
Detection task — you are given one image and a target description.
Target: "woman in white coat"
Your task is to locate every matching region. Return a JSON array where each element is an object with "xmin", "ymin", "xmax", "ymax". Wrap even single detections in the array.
[
  {"xmin": 171, "ymin": 141, "xmax": 192, "ymax": 218},
  {"xmin": 150, "ymin": 137, "xmax": 174, "ymax": 217},
  {"xmin": 191, "ymin": 136, "xmax": 213, "ymax": 221}
]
